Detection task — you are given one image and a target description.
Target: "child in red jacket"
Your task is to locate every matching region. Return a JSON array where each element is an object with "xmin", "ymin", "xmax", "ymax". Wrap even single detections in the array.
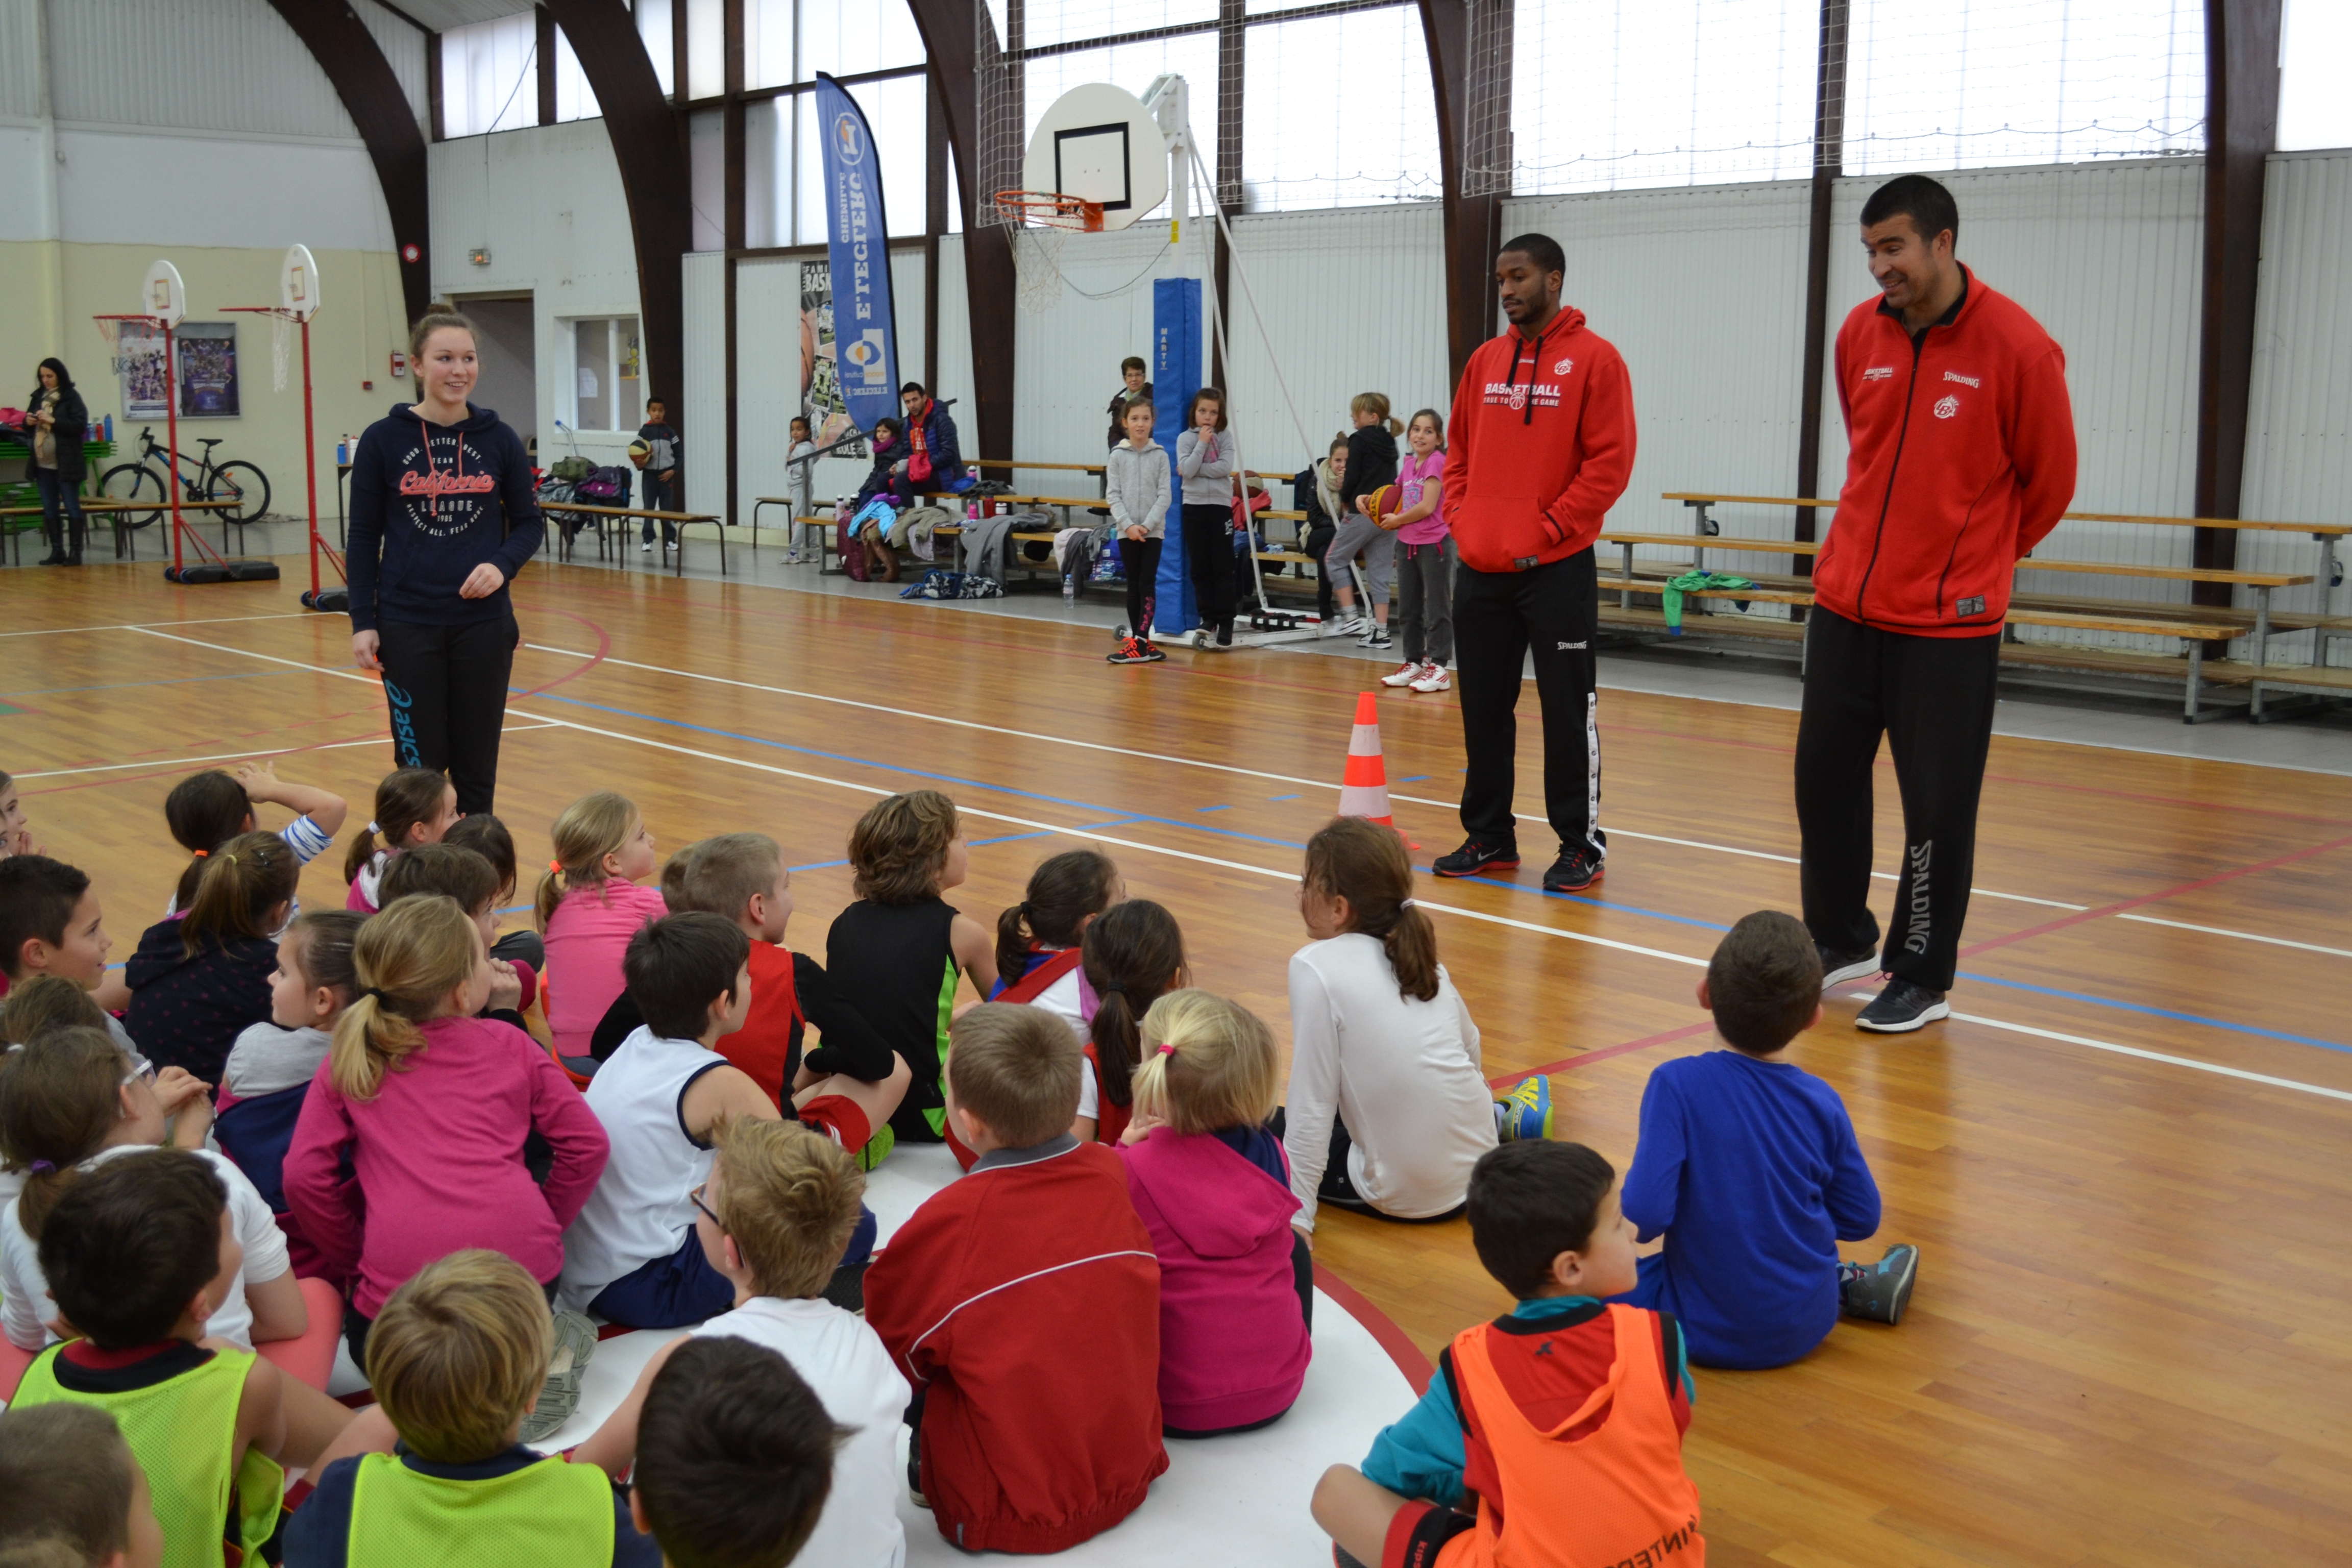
[{"xmin": 864, "ymin": 1003, "xmax": 1167, "ymax": 1553}]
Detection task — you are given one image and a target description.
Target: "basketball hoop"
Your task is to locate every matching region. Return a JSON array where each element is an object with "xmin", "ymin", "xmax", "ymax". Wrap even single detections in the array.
[{"xmin": 996, "ymin": 190, "xmax": 1105, "ymax": 313}]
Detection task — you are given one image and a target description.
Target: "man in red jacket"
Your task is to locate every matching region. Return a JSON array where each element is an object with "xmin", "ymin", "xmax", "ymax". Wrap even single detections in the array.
[
  {"xmin": 1800, "ymin": 175, "xmax": 2076, "ymax": 1033},
  {"xmin": 1434, "ymin": 235, "xmax": 1638, "ymax": 893}
]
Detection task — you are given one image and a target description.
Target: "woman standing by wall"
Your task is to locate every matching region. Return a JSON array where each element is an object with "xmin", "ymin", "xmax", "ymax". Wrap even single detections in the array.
[
  {"xmin": 347, "ymin": 312, "xmax": 544, "ymax": 816},
  {"xmin": 23, "ymin": 359, "xmax": 88, "ymax": 567}
]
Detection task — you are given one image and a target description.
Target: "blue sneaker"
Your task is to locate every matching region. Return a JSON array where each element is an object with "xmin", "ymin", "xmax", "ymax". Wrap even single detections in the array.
[{"xmin": 1494, "ymin": 1074, "xmax": 1552, "ymax": 1142}]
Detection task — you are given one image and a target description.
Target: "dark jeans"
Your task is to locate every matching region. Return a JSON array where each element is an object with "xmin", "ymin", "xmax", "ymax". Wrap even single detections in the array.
[
  {"xmin": 1122, "ymin": 535, "xmax": 1163, "ymax": 636},
  {"xmin": 589, "ymin": 1227, "xmax": 737, "ymax": 1331},
  {"xmin": 375, "ymin": 613, "xmax": 519, "ymax": 816},
  {"xmin": 1795, "ymin": 607, "xmax": 2001, "ymax": 992},
  {"xmin": 1182, "ymin": 503, "xmax": 1239, "ymax": 631},
  {"xmin": 1453, "ymin": 549, "xmax": 1605, "ymax": 858},
  {"xmin": 32, "ymin": 468, "xmax": 84, "ymax": 560},
  {"xmin": 1397, "ymin": 536, "xmax": 1455, "ymax": 664},
  {"xmin": 1303, "ymin": 521, "xmax": 1336, "ymax": 620},
  {"xmin": 641, "ymin": 473, "xmax": 675, "ymax": 544}
]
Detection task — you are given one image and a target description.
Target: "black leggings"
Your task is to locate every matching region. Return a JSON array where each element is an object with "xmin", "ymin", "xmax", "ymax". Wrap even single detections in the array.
[
  {"xmin": 1182, "ymin": 503, "xmax": 1239, "ymax": 631},
  {"xmin": 376, "ymin": 614, "xmax": 519, "ymax": 816},
  {"xmin": 1123, "ymin": 535, "xmax": 1163, "ymax": 635}
]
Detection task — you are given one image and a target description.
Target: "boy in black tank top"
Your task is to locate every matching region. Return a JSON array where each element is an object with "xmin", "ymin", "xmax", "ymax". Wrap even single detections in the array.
[{"xmin": 823, "ymin": 792, "xmax": 998, "ymax": 1142}]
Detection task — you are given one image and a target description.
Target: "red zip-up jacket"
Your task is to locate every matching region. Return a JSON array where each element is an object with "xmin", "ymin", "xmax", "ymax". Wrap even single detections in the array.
[
  {"xmin": 1816, "ymin": 268, "xmax": 2077, "ymax": 635},
  {"xmin": 1440, "ymin": 307, "xmax": 1637, "ymax": 573},
  {"xmin": 864, "ymin": 1137, "xmax": 1167, "ymax": 1554}
]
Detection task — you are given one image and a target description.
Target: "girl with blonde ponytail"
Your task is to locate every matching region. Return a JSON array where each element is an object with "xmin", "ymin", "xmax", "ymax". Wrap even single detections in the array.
[
  {"xmin": 1283, "ymin": 817, "xmax": 1526, "ymax": 1237},
  {"xmin": 1116, "ymin": 989, "xmax": 1310, "ymax": 1436},
  {"xmin": 285, "ymin": 894, "xmax": 610, "ymax": 1354},
  {"xmin": 537, "ymin": 790, "xmax": 667, "ymax": 1059},
  {"xmin": 122, "ymin": 829, "xmax": 300, "ymax": 1083}
]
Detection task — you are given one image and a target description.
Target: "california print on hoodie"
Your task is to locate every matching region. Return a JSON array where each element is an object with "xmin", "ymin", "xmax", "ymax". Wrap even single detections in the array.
[{"xmin": 346, "ymin": 403, "xmax": 544, "ymax": 634}]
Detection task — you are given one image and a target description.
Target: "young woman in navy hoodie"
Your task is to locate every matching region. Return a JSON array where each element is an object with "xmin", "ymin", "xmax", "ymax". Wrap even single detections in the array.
[{"xmin": 347, "ymin": 311, "xmax": 545, "ymax": 816}]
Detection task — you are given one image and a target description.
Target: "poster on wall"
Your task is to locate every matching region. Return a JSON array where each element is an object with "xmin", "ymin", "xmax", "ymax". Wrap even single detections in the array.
[
  {"xmin": 176, "ymin": 323, "xmax": 240, "ymax": 418},
  {"xmin": 117, "ymin": 323, "xmax": 170, "ymax": 421},
  {"xmin": 799, "ymin": 259, "xmax": 865, "ymax": 457}
]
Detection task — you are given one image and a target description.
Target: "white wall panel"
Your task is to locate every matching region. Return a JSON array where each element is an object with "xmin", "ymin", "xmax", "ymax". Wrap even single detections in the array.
[
  {"xmin": 54, "ymin": 126, "xmax": 387, "ymax": 250},
  {"xmin": 683, "ymin": 250, "xmax": 727, "ymax": 520},
  {"xmin": 736, "ymin": 257, "xmax": 801, "ymax": 519},
  {"xmin": 2240, "ymin": 150, "xmax": 2352, "ymax": 666},
  {"xmin": 936, "ymin": 234, "xmax": 973, "ymax": 436},
  {"xmin": 49, "ymin": 0, "xmax": 355, "ymax": 142},
  {"xmin": 0, "ymin": 0, "xmax": 42, "ymax": 120},
  {"xmin": 1811, "ymin": 158, "xmax": 2204, "ymax": 650},
  {"xmin": 1011, "ymin": 224, "xmax": 1194, "ymax": 485}
]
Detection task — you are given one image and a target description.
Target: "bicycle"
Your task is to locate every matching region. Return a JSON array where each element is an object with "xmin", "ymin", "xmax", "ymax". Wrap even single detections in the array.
[{"xmin": 98, "ymin": 426, "xmax": 272, "ymax": 533}]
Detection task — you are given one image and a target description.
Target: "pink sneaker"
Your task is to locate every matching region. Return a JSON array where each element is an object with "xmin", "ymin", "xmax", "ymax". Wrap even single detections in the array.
[
  {"xmin": 1409, "ymin": 663, "xmax": 1452, "ymax": 693},
  {"xmin": 1379, "ymin": 660, "xmax": 1422, "ymax": 688}
]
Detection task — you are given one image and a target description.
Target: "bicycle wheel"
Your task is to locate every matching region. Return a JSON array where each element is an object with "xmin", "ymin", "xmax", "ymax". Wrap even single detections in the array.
[
  {"xmin": 98, "ymin": 462, "xmax": 164, "ymax": 529},
  {"xmin": 207, "ymin": 460, "xmax": 271, "ymax": 526}
]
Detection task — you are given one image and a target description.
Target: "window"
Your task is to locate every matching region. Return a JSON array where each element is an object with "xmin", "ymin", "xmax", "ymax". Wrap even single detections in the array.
[
  {"xmin": 690, "ymin": 109, "xmax": 726, "ymax": 251},
  {"xmin": 800, "ymin": 0, "xmax": 925, "ymax": 80},
  {"xmin": 1244, "ymin": 9, "xmax": 1441, "ymax": 210},
  {"xmin": 686, "ymin": 0, "xmax": 725, "ymax": 100},
  {"xmin": 1018, "ymin": 31, "xmax": 1216, "ymax": 218},
  {"xmin": 552, "ymin": 26, "xmax": 601, "ymax": 124},
  {"xmin": 568, "ymin": 317, "xmax": 644, "ymax": 432},
  {"xmin": 638, "ymin": 0, "xmax": 676, "ymax": 98},
  {"xmin": 746, "ymin": 0, "xmax": 797, "ymax": 91},
  {"xmin": 439, "ymin": 13, "xmax": 536, "ymax": 138},
  {"xmin": 2274, "ymin": 0, "xmax": 2350, "ymax": 153},
  {"xmin": 988, "ymin": 0, "xmax": 1218, "ymax": 52}
]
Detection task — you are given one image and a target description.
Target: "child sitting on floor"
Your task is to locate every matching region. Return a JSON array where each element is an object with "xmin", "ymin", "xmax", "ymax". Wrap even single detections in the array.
[
  {"xmin": 124, "ymin": 831, "xmax": 299, "ymax": 1085},
  {"xmin": 213, "ymin": 910, "xmax": 364, "ymax": 1277},
  {"xmin": 0, "ymin": 972, "xmax": 110, "ymax": 1045},
  {"xmin": 1283, "ymin": 817, "xmax": 1527, "ymax": 1238},
  {"xmin": 538, "ymin": 791, "xmax": 666, "ymax": 1060},
  {"xmin": 341, "ymin": 767, "xmax": 459, "ymax": 914},
  {"xmin": 0, "ymin": 1403, "xmax": 164, "ymax": 1568},
  {"xmin": 0, "ymin": 1027, "xmax": 338, "ymax": 1399},
  {"xmin": 1119, "ymin": 990, "xmax": 1311, "ymax": 1437},
  {"xmin": 629, "ymin": 1336, "xmax": 848, "ymax": 1568},
  {"xmin": 0, "ymin": 767, "xmax": 37, "ymax": 860},
  {"xmin": 823, "ymin": 791, "xmax": 996, "ymax": 1144},
  {"xmin": 1617, "ymin": 910, "xmax": 1916, "ymax": 1368},
  {"xmin": 287, "ymin": 1250, "xmax": 660, "ymax": 1567},
  {"xmin": 1312, "ymin": 1141, "xmax": 1703, "ymax": 1568},
  {"xmin": 0, "ymin": 856, "xmax": 132, "ymax": 1030},
  {"xmin": 992, "ymin": 847, "xmax": 1123, "ymax": 1041},
  {"xmin": 444, "ymin": 811, "xmax": 546, "ymax": 973},
  {"xmin": 865, "ymin": 1003, "xmax": 1167, "ymax": 1554},
  {"xmin": 1073, "ymin": 898, "xmax": 1187, "ymax": 1147},
  {"xmin": 161, "ymin": 760, "xmax": 348, "ymax": 919},
  {"xmin": 380, "ymin": 843, "xmax": 535, "ymax": 1019},
  {"xmin": 573, "ymin": 1117, "xmax": 906, "ymax": 1568},
  {"xmin": 284, "ymin": 896, "xmax": 608, "ymax": 1378},
  {"xmin": 10, "ymin": 1152, "xmax": 355, "ymax": 1564},
  {"xmin": 561, "ymin": 913, "xmax": 782, "ymax": 1330}
]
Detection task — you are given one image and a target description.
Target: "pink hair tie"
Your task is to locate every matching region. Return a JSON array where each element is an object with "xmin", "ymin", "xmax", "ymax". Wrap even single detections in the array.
[{"xmin": 1156, "ymin": 1044, "xmax": 1177, "ymax": 1057}]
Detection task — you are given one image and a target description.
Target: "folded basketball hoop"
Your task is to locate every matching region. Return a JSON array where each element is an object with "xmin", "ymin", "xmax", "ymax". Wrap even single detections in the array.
[{"xmin": 995, "ymin": 190, "xmax": 1106, "ymax": 313}]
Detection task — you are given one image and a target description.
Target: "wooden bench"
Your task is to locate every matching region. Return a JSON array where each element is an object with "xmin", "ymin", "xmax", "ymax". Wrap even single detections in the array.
[
  {"xmin": 543, "ymin": 502, "xmax": 729, "ymax": 577},
  {"xmin": 1632, "ymin": 496, "xmax": 2344, "ymax": 720}
]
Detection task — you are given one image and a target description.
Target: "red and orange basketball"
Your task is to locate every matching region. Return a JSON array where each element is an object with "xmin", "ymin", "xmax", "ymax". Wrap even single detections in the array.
[{"xmin": 1364, "ymin": 483, "xmax": 1401, "ymax": 524}]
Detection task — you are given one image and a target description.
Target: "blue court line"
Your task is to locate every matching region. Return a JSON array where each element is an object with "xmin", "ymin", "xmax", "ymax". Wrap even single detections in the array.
[
  {"xmin": 1266, "ymin": 794, "xmax": 1300, "ymax": 802},
  {"xmin": 1951, "ymin": 971, "xmax": 2352, "ymax": 1057},
  {"xmin": 1399, "ymin": 774, "xmax": 1431, "ymax": 782},
  {"xmin": 1198, "ymin": 803, "xmax": 1230, "ymax": 813},
  {"xmin": 521, "ymin": 689, "xmax": 2341, "ymax": 1059},
  {"xmin": 1, "ymin": 668, "xmax": 299, "ymax": 699}
]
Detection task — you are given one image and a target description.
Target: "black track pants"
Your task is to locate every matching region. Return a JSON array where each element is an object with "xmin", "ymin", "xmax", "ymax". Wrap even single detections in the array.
[
  {"xmin": 1182, "ymin": 503, "xmax": 1239, "ymax": 631},
  {"xmin": 1795, "ymin": 606, "xmax": 2001, "ymax": 992},
  {"xmin": 1453, "ymin": 549, "xmax": 1604, "ymax": 859},
  {"xmin": 1122, "ymin": 536, "xmax": 1163, "ymax": 635},
  {"xmin": 376, "ymin": 614, "xmax": 519, "ymax": 816}
]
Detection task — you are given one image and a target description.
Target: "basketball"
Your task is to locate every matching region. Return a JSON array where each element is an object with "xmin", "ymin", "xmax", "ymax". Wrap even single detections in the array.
[
  {"xmin": 1364, "ymin": 483, "xmax": 1400, "ymax": 523},
  {"xmin": 626, "ymin": 437, "xmax": 652, "ymax": 469}
]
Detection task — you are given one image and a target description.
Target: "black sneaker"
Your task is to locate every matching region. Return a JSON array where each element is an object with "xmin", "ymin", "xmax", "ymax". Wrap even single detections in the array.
[
  {"xmin": 1855, "ymin": 978, "xmax": 1950, "ymax": 1033},
  {"xmin": 1818, "ymin": 943, "xmax": 1880, "ymax": 990},
  {"xmin": 1214, "ymin": 622, "xmax": 1234, "ymax": 647},
  {"xmin": 1839, "ymin": 1243, "xmax": 1920, "ymax": 1324},
  {"xmin": 1541, "ymin": 849, "xmax": 1604, "ymax": 892},
  {"xmin": 1432, "ymin": 839, "xmax": 1520, "ymax": 877}
]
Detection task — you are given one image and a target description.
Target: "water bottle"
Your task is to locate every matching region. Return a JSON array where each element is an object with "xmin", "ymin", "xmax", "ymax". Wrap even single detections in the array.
[{"xmin": 1064, "ymin": 575, "xmax": 1076, "ymax": 604}]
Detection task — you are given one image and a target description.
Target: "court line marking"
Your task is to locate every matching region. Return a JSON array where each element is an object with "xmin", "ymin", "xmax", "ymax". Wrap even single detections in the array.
[
  {"xmin": 2113, "ymin": 913, "xmax": 2352, "ymax": 959},
  {"xmin": 0, "ymin": 612, "xmax": 313, "ymax": 638},
  {"xmin": 90, "ymin": 629, "xmax": 2352, "ymax": 1104},
  {"xmin": 16, "ymin": 724, "xmax": 564, "ymax": 782}
]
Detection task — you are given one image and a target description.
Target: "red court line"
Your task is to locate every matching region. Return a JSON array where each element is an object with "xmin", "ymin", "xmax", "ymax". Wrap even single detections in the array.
[
  {"xmin": 1956, "ymin": 830, "xmax": 2352, "ymax": 960},
  {"xmin": 1314, "ymin": 1261, "xmax": 1436, "ymax": 1395},
  {"xmin": 1497, "ymin": 1019, "xmax": 1718, "ymax": 1088}
]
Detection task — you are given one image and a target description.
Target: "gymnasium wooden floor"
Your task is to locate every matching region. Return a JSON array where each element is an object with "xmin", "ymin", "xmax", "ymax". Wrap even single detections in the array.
[{"xmin": 7, "ymin": 555, "xmax": 2349, "ymax": 1566}]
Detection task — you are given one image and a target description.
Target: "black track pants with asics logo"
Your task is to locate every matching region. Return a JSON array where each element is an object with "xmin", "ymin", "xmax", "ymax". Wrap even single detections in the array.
[
  {"xmin": 1453, "ymin": 548, "xmax": 1605, "ymax": 860},
  {"xmin": 1795, "ymin": 606, "xmax": 2000, "ymax": 992},
  {"xmin": 375, "ymin": 613, "xmax": 519, "ymax": 817}
]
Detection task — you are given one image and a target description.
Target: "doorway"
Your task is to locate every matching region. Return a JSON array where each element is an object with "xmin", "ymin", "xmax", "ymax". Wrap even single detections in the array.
[{"xmin": 456, "ymin": 295, "xmax": 536, "ymax": 453}]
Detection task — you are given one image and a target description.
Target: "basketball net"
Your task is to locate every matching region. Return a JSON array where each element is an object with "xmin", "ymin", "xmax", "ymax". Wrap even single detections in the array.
[
  {"xmin": 272, "ymin": 312, "xmax": 292, "ymax": 393},
  {"xmin": 94, "ymin": 315, "xmax": 162, "ymax": 378},
  {"xmin": 995, "ymin": 192, "xmax": 1104, "ymax": 314}
]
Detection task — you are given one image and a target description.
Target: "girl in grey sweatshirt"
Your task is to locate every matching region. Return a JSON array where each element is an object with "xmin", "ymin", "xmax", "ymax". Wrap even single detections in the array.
[
  {"xmin": 1105, "ymin": 399, "xmax": 1172, "ymax": 657},
  {"xmin": 1175, "ymin": 391, "xmax": 1243, "ymax": 646}
]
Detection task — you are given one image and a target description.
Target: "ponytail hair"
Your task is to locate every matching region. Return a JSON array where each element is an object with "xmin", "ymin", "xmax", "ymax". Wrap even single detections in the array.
[
  {"xmin": 996, "ymin": 849, "xmax": 1121, "ymax": 982},
  {"xmin": 1350, "ymin": 391, "xmax": 1405, "ymax": 437},
  {"xmin": 0, "ymin": 1026, "xmax": 132, "ymax": 1241},
  {"xmin": 284, "ymin": 910, "xmax": 365, "ymax": 1011},
  {"xmin": 1079, "ymin": 898, "xmax": 1186, "ymax": 1111},
  {"xmin": 535, "ymin": 791, "xmax": 643, "ymax": 931},
  {"xmin": 1127, "ymin": 990, "xmax": 1279, "ymax": 1135},
  {"xmin": 332, "ymin": 895, "xmax": 480, "ymax": 1100},
  {"xmin": 0, "ymin": 974, "xmax": 109, "ymax": 1045},
  {"xmin": 1303, "ymin": 816, "xmax": 1439, "ymax": 1001},
  {"xmin": 180, "ymin": 831, "xmax": 299, "ymax": 957},
  {"xmin": 164, "ymin": 770, "xmax": 255, "ymax": 911},
  {"xmin": 344, "ymin": 767, "xmax": 453, "ymax": 884}
]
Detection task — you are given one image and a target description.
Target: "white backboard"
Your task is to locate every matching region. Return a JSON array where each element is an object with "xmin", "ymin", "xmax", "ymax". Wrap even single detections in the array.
[
  {"xmin": 1020, "ymin": 82, "xmax": 1169, "ymax": 232},
  {"xmin": 142, "ymin": 259, "xmax": 186, "ymax": 328},
  {"xmin": 281, "ymin": 244, "xmax": 320, "ymax": 321}
]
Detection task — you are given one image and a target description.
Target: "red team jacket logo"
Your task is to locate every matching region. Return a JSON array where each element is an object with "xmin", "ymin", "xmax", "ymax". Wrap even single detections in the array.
[
  {"xmin": 399, "ymin": 468, "xmax": 497, "ymax": 495},
  {"xmin": 1486, "ymin": 379, "xmax": 1563, "ymax": 412}
]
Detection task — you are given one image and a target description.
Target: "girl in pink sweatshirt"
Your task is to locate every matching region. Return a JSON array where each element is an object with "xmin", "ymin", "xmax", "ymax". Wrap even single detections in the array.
[
  {"xmin": 1118, "ymin": 990, "xmax": 1311, "ymax": 1436},
  {"xmin": 537, "ymin": 789, "xmax": 667, "ymax": 1058},
  {"xmin": 284, "ymin": 894, "xmax": 607, "ymax": 1360}
]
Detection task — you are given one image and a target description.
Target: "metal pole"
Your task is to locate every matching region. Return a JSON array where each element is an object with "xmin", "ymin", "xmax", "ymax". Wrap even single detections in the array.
[
  {"xmin": 303, "ymin": 316, "xmax": 320, "ymax": 598},
  {"xmin": 165, "ymin": 322, "xmax": 183, "ymax": 574}
]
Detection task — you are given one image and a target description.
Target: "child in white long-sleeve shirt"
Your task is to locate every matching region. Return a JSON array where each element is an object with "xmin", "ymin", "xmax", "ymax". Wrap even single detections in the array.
[{"xmin": 786, "ymin": 415, "xmax": 820, "ymax": 562}]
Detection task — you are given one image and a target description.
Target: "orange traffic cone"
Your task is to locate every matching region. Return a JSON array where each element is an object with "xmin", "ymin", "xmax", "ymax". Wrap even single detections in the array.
[{"xmin": 1339, "ymin": 692, "xmax": 1394, "ymax": 826}]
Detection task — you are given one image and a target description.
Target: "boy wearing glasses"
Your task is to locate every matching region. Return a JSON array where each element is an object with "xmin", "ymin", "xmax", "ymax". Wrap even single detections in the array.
[{"xmin": 559, "ymin": 913, "xmax": 780, "ymax": 1330}]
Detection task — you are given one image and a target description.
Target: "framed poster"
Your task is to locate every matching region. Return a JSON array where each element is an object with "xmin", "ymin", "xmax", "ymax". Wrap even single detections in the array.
[
  {"xmin": 799, "ymin": 259, "xmax": 864, "ymax": 456},
  {"xmin": 176, "ymin": 322, "xmax": 239, "ymax": 418},
  {"xmin": 117, "ymin": 323, "xmax": 170, "ymax": 421}
]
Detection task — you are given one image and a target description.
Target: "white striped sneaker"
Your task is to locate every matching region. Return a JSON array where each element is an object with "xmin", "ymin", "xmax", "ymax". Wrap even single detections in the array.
[
  {"xmin": 1409, "ymin": 663, "xmax": 1452, "ymax": 693},
  {"xmin": 1380, "ymin": 660, "xmax": 1423, "ymax": 687}
]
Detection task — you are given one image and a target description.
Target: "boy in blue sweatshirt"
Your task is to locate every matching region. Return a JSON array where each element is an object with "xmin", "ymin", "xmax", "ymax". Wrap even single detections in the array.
[{"xmin": 1618, "ymin": 909, "xmax": 1917, "ymax": 1368}]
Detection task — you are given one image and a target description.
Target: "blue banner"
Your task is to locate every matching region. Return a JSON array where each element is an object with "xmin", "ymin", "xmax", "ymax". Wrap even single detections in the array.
[{"xmin": 814, "ymin": 73, "xmax": 900, "ymax": 437}]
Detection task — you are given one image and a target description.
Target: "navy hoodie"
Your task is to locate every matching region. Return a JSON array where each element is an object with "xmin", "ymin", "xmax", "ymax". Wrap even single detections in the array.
[{"xmin": 347, "ymin": 402, "xmax": 544, "ymax": 634}]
